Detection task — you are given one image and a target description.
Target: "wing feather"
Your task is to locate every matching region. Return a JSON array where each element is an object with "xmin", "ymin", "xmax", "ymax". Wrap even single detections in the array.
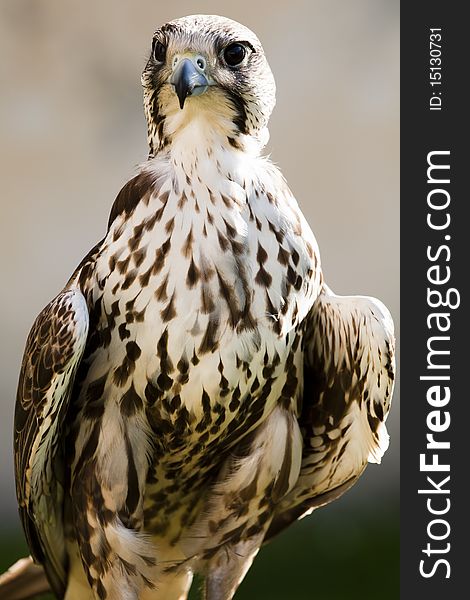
[
  {"xmin": 266, "ymin": 284, "xmax": 395, "ymax": 539},
  {"xmin": 14, "ymin": 287, "xmax": 89, "ymax": 596}
]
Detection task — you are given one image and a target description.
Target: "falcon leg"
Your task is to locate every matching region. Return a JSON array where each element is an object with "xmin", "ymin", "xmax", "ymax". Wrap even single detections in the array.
[
  {"xmin": 204, "ymin": 533, "xmax": 263, "ymax": 600},
  {"xmin": 71, "ymin": 509, "xmax": 157, "ymax": 599},
  {"xmin": 70, "ymin": 415, "xmax": 156, "ymax": 599},
  {"xmin": 185, "ymin": 407, "xmax": 303, "ymax": 600}
]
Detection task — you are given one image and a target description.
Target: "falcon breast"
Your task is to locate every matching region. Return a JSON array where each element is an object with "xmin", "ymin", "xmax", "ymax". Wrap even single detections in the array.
[{"xmin": 6, "ymin": 14, "xmax": 395, "ymax": 600}]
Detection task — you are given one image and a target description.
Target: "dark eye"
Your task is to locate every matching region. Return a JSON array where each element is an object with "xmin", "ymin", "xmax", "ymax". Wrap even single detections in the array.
[
  {"xmin": 153, "ymin": 40, "xmax": 167, "ymax": 63},
  {"xmin": 223, "ymin": 43, "xmax": 246, "ymax": 67}
]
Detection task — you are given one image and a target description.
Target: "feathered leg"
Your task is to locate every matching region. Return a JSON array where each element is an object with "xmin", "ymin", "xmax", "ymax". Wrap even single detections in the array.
[
  {"xmin": 183, "ymin": 406, "xmax": 303, "ymax": 600},
  {"xmin": 69, "ymin": 406, "xmax": 156, "ymax": 599},
  {"xmin": 204, "ymin": 534, "xmax": 264, "ymax": 600}
]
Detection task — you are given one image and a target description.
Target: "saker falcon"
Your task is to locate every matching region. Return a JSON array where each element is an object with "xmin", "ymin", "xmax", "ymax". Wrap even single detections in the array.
[{"xmin": 0, "ymin": 14, "xmax": 395, "ymax": 600}]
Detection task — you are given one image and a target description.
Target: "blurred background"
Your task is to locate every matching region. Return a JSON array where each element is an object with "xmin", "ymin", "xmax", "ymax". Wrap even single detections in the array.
[{"xmin": 0, "ymin": 1, "xmax": 399, "ymax": 598}]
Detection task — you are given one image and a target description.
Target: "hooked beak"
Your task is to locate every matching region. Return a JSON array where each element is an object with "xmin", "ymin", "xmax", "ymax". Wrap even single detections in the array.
[{"xmin": 170, "ymin": 57, "xmax": 209, "ymax": 109}]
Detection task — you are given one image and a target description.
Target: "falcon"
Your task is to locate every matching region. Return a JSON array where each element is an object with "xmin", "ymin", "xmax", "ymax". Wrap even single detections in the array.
[{"xmin": 0, "ymin": 14, "xmax": 395, "ymax": 600}]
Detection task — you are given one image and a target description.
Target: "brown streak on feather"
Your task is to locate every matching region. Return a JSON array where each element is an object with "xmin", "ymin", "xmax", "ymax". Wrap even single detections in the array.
[
  {"xmin": 182, "ymin": 228, "xmax": 194, "ymax": 258},
  {"xmin": 216, "ymin": 269, "xmax": 239, "ymax": 327},
  {"xmin": 161, "ymin": 293, "xmax": 177, "ymax": 322},
  {"xmin": 108, "ymin": 171, "xmax": 156, "ymax": 229},
  {"xmin": 198, "ymin": 317, "xmax": 220, "ymax": 354},
  {"xmin": 186, "ymin": 258, "xmax": 200, "ymax": 288}
]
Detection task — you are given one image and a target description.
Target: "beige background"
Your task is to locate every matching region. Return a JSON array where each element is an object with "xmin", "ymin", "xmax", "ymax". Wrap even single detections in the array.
[{"xmin": 0, "ymin": 0, "xmax": 399, "ymax": 530}]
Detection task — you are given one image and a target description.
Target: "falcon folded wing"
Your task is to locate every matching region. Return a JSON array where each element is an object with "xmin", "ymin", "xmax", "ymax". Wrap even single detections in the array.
[
  {"xmin": 267, "ymin": 285, "xmax": 395, "ymax": 539},
  {"xmin": 14, "ymin": 288, "xmax": 89, "ymax": 596}
]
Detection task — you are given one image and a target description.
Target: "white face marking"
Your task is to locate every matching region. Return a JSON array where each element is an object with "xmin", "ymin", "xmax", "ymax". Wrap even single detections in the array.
[{"xmin": 142, "ymin": 15, "xmax": 276, "ymax": 157}]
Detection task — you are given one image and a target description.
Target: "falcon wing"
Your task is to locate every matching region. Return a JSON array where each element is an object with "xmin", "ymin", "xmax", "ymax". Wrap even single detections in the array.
[
  {"xmin": 266, "ymin": 284, "xmax": 395, "ymax": 539},
  {"xmin": 14, "ymin": 288, "xmax": 89, "ymax": 596}
]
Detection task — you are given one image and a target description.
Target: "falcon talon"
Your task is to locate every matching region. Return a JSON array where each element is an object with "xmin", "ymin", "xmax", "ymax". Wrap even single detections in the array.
[{"xmin": 5, "ymin": 14, "xmax": 395, "ymax": 600}]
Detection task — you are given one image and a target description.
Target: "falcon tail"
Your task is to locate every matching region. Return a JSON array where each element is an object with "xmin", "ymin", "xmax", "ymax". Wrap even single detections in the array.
[{"xmin": 0, "ymin": 556, "xmax": 51, "ymax": 600}]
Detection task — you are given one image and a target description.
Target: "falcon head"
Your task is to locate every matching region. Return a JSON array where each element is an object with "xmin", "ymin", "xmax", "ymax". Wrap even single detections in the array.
[{"xmin": 142, "ymin": 15, "xmax": 276, "ymax": 155}]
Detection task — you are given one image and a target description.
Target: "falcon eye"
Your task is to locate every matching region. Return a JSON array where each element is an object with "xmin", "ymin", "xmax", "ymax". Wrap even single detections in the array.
[
  {"xmin": 223, "ymin": 43, "xmax": 247, "ymax": 67},
  {"xmin": 153, "ymin": 41, "xmax": 167, "ymax": 63}
]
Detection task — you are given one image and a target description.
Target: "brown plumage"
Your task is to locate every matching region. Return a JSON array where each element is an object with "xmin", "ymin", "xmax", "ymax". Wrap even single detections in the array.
[{"xmin": 2, "ymin": 14, "xmax": 395, "ymax": 600}]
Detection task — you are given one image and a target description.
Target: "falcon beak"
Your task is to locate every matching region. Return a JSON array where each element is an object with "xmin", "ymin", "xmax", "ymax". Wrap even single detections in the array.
[{"xmin": 170, "ymin": 57, "xmax": 209, "ymax": 109}]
